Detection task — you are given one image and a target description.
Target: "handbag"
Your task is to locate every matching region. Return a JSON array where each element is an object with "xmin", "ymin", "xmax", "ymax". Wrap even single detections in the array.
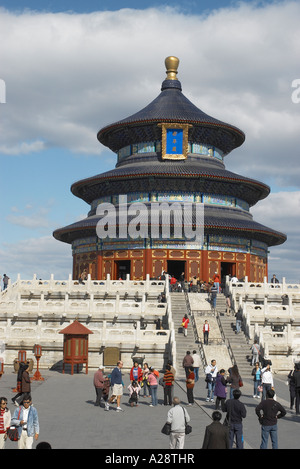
[
  {"xmin": 185, "ymin": 423, "xmax": 192, "ymax": 435},
  {"xmin": 181, "ymin": 406, "xmax": 192, "ymax": 434},
  {"xmin": 7, "ymin": 407, "xmax": 21, "ymax": 441},
  {"xmin": 239, "ymin": 378, "xmax": 243, "ymax": 387},
  {"xmin": 161, "ymin": 422, "xmax": 171, "ymax": 435},
  {"xmin": 159, "ymin": 377, "xmax": 165, "ymax": 387},
  {"xmin": 7, "ymin": 426, "xmax": 20, "ymax": 441}
]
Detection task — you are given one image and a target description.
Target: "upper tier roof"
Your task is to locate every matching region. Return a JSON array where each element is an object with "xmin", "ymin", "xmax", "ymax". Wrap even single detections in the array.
[{"xmin": 97, "ymin": 57, "xmax": 245, "ymax": 155}]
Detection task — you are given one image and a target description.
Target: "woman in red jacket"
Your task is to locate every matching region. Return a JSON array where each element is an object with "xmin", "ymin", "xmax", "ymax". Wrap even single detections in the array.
[
  {"xmin": 182, "ymin": 314, "xmax": 189, "ymax": 337},
  {"xmin": 130, "ymin": 362, "xmax": 143, "ymax": 383}
]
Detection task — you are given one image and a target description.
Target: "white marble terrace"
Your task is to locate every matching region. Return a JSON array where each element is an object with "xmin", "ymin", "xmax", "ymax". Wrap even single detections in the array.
[
  {"xmin": 0, "ymin": 274, "xmax": 176, "ymax": 370},
  {"xmin": 226, "ymin": 276, "xmax": 300, "ymax": 371}
]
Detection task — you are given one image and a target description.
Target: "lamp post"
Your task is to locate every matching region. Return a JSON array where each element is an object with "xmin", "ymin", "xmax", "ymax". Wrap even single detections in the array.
[
  {"xmin": 32, "ymin": 344, "xmax": 44, "ymax": 381},
  {"xmin": 18, "ymin": 350, "xmax": 27, "ymax": 363}
]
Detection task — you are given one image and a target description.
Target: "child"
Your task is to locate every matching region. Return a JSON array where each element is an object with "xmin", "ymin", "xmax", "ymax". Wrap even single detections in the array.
[
  {"xmin": 103, "ymin": 375, "xmax": 110, "ymax": 410},
  {"xmin": 128, "ymin": 381, "xmax": 141, "ymax": 407}
]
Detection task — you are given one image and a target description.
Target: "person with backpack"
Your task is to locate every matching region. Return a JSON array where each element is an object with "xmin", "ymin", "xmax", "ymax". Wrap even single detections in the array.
[
  {"xmin": 205, "ymin": 360, "xmax": 218, "ymax": 402},
  {"xmin": 181, "ymin": 314, "xmax": 189, "ymax": 337},
  {"xmin": 127, "ymin": 381, "xmax": 141, "ymax": 407}
]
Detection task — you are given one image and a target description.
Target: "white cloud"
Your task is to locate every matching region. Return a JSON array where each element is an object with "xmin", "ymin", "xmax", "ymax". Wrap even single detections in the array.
[
  {"xmin": 0, "ymin": 2, "xmax": 299, "ymax": 172},
  {"xmin": 0, "ymin": 235, "xmax": 72, "ymax": 282},
  {"xmin": 251, "ymin": 191, "xmax": 300, "ymax": 282},
  {"xmin": 6, "ymin": 204, "xmax": 53, "ymax": 230},
  {"xmin": 251, "ymin": 191, "xmax": 300, "ymax": 234},
  {"xmin": 0, "ymin": 140, "xmax": 45, "ymax": 155},
  {"xmin": 0, "ymin": 3, "xmax": 300, "ymax": 282}
]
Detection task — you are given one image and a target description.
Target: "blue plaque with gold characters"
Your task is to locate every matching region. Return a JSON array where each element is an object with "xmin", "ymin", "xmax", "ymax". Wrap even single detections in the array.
[
  {"xmin": 159, "ymin": 122, "xmax": 192, "ymax": 160},
  {"xmin": 166, "ymin": 128, "xmax": 183, "ymax": 154}
]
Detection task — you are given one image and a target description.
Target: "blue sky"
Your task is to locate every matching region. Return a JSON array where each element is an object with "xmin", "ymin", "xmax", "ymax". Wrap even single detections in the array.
[
  {"xmin": 1, "ymin": 0, "xmax": 300, "ymax": 283},
  {"xmin": 0, "ymin": 0, "xmax": 270, "ymax": 14}
]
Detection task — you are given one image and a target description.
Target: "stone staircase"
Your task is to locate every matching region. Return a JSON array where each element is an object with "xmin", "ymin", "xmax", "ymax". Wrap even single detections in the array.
[
  {"xmin": 170, "ymin": 292, "xmax": 198, "ymax": 378},
  {"xmin": 215, "ymin": 292, "xmax": 227, "ymax": 312},
  {"xmin": 170, "ymin": 291, "xmax": 252, "ymax": 379},
  {"xmin": 218, "ymin": 314, "xmax": 252, "ymax": 377}
]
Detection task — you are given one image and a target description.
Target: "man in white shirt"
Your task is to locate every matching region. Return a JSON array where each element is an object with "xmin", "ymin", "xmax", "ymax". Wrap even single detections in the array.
[
  {"xmin": 166, "ymin": 397, "xmax": 191, "ymax": 449},
  {"xmin": 261, "ymin": 363, "xmax": 274, "ymax": 400},
  {"xmin": 192, "ymin": 350, "xmax": 201, "ymax": 382},
  {"xmin": 205, "ymin": 360, "xmax": 218, "ymax": 402},
  {"xmin": 11, "ymin": 393, "xmax": 39, "ymax": 449}
]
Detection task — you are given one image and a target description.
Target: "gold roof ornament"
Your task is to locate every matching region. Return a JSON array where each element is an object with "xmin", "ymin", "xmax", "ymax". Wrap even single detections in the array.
[{"xmin": 165, "ymin": 56, "xmax": 179, "ymax": 80}]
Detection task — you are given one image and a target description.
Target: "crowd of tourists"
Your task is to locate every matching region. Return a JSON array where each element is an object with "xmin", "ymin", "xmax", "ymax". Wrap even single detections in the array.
[
  {"xmin": 90, "ymin": 353, "xmax": 300, "ymax": 450},
  {"xmin": 1, "ymin": 355, "xmax": 299, "ymax": 450}
]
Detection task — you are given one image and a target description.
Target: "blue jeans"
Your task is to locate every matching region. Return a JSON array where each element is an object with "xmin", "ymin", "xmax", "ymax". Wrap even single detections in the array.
[
  {"xmin": 254, "ymin": 381, "xmax": 261, "ymax": 396},
  {"xmin": 143, "ymin": 380, "xmax": 150, "ymax": 396},
  {"xmin": 260, "ymin": 424, "xmax": 278, "ymax": 449},
  {"xmin": 194, "ymin": 367, "xmax": 199, "ymax": 382},
  {"xmin": 150, "ymin": 385, "xmax": 158, "ymax": 405},
  {"xmin": 229, "ymin": 423, "xmax": 244, "ymax": 449},
  {"xmin": 262, "ymin": 383, "xmax": 272, "ymax": 400},
  {"xmin": 236, "ymin": 320, "xmax": 241, "ymax": 333},
  {"xmin": 207, "ymin": 381, "xmax": 216, "ymax": 399}
]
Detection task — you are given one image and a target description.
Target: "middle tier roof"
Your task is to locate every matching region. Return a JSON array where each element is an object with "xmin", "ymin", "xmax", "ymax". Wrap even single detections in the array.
[{"xmin": 71, "ymin": 155, "xmax": 270, "ymax": 207}]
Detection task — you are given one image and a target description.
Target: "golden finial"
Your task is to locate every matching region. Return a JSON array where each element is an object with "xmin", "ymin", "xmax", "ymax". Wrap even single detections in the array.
[{"xmin": 165, "ymin": 56, "xmax": 179, "ymax": 80}]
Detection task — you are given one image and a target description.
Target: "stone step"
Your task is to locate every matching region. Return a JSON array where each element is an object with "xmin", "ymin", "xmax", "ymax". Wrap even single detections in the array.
[
  {"xmin": 170, "ymin": 293, "xmax": 200, "ymax": 376},
  {"xmin": 218, "ymin": 312, "xmax": 251, "ymax": 373}
]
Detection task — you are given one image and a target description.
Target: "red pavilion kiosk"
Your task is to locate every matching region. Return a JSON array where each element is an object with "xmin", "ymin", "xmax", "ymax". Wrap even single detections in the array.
[{"xmin": 59, "ymin": 320, "xmax": 93, "ymax": 375}]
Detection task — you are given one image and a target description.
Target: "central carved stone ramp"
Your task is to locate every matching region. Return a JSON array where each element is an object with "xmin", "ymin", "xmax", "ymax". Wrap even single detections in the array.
[{"xmin": 170, "ymin": 292, "xmax": 197, "ymax": 379}]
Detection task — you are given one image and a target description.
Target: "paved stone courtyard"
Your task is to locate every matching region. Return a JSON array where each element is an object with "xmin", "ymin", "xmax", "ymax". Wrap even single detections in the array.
[{"xmin": 0, "ymin": 365, "xmax": 299, "ymax": 452}]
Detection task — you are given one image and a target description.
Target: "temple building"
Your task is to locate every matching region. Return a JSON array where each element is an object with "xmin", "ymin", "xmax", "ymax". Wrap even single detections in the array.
[{"xmin": 53, "ymin": 57, "xmax": 286, "ymax": 283}]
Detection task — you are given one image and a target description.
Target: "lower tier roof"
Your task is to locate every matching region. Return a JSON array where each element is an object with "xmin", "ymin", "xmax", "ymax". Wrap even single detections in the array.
[{"xmin": 53, "ymin": 204, "xmax": 286, "ymax": 247}]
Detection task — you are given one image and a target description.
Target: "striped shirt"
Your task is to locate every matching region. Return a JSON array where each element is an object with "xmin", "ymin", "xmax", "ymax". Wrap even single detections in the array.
[
  {"xmin": 163, "ymin": 370, "xmax": 174, "ymax": 386},
  {"xmin": 0, "ymin": 408, "xmax": 5, "ymax": 434}
]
